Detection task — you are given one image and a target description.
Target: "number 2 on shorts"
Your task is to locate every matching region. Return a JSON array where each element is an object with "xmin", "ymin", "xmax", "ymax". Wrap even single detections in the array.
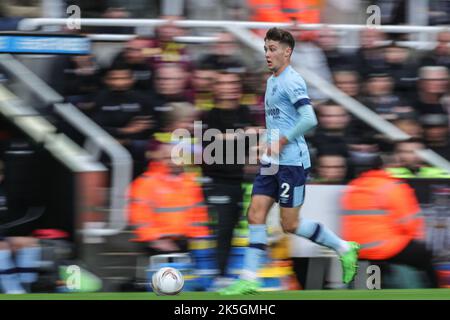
[{"xmin": 280, "ymin": 182, "xmax": 290, "ymax": 198}]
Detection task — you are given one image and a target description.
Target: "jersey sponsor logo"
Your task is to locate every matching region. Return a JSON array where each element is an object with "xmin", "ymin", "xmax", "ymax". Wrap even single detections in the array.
[
  {"xmin": 293, "ymin": 87, "xmax": 305, "ymax": 97},
  {"xmin": 267, "ymin": 108, "xmax": 280, "ymax": 118}
]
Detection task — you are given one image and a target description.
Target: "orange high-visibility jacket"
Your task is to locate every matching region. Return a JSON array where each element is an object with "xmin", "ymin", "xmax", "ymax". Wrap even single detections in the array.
[
  {"xmin": 128, "ymin": 162, "xmax": 209, "ymax": 242},
  {"xmin": 341, "ymin": 170, "xmax": 424, "ymax": 260},
  {"xmin": 248, "ymin": 0, "xmax": 321, "ymax": 23},
  {"xmin": 281, "ymin": 0, "xmax": 321, "ymax": 24},
  {"xmin": 248, "ymin": 0, "xmax": 290, "ymax": 22}
]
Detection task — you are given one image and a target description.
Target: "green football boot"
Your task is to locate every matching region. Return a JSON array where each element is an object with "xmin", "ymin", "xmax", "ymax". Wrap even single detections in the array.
[
  {"xmin": 218, "ymin": 279, "xmax": 260, "ymax": 295},
  {"xmin": 340, "ymin": 242, "xmax": 361, "ymax": 284}
]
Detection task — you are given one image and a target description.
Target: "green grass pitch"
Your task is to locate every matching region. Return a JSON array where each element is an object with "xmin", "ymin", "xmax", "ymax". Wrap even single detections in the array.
[{"xmin": 0, "ymin": 289, "xmax": 449, "ymax": 300}]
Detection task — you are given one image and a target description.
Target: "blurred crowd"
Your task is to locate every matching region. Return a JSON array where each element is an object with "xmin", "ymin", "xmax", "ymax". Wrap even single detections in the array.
[
  {"xmin": 51, "ymin": 24, "xmax": 450, "ymax": 183},
  {"xmin": 0, "ymin": 0, "xmax": 449, "ymax": 292}
]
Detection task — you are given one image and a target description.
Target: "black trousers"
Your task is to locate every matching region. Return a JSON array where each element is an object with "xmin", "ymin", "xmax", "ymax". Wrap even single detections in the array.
[
  {"xmin": 381, "ymin": 240, "xmax": 439, "ymax": 288},
  {"xmin": 205, "ymin": 181, "xmax": 243, "ymax": 277}
]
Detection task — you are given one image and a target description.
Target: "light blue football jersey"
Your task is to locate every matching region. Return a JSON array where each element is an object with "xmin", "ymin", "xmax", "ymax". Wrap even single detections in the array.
[{"xmin": 264, "ymin": 65, "xmax": 312, "ymax": 168}]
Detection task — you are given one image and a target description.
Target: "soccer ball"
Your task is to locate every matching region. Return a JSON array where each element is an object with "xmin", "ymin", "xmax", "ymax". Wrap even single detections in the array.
[{"xmin": 151, "ymin": 267, "xmax": 184, "ymax": 295}]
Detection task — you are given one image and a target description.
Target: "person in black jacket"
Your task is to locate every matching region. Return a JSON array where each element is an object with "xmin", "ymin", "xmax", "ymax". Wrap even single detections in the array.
[
  {"xmin": 111, "ymin": 37, "xmax": 155, "ymax": 94},
  {"xmin": 91, "ymin": 63, "xmax": 155, "ymax": 176},
  {"xmin": 420, "ymin": 31, "xmax": 450, "ymax": 70},
  {"xmin": 202, "ymin": 69, "xmax": 256, "ymax": 286}
]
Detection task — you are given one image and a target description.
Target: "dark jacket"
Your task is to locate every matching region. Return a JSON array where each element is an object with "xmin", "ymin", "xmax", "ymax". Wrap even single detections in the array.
[{"xmin": 92, "ymin": 89, "xmax": 154, "ymax": 140}]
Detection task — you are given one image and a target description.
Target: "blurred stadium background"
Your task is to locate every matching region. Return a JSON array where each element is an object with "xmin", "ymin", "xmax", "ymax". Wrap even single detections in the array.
[{"xmin": 0, "ymin": 0, "xmax": 449, "ymax": 297}]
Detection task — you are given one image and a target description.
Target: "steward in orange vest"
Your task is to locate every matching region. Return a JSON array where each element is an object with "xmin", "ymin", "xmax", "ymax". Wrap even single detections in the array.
[
  {"xmin": 341, "ymin": 156, "xmax": 438, "ymax": 287},
  {"xmin": 128, "ymin": 159, "xmax": 209, "ymax": 243},
  {"xmin": 342, "ymin": 169, "xmax": 424, "ymax": 260}
]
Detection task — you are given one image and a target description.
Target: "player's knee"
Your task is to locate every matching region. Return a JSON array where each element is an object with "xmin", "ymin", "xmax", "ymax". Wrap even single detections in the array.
[
  {"xmin": 247, "ymin": 206, "xmax": 265, "ymax": 224},
  {"xmin": 0, "ymin": 241, "xmax": 10, "ymax": 250}
]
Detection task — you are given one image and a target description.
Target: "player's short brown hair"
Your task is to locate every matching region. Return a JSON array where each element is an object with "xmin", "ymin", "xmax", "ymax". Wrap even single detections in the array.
[{"xmin": 264, "ymin": 28, "xmax": 295, "ymax": 51}]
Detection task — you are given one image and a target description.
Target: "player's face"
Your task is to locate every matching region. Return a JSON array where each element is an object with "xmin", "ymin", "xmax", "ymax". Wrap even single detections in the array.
[{"xmin": 264, "ymin": 40, "xmax": 291, "ymax": 74}]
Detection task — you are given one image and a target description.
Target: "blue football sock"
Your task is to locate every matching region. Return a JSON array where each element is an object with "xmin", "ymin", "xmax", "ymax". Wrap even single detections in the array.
[
  {"xmin": 0, "ymin": 249, "xmax": 25, "ymax": 294},
  {"xmin": 295, "ymin": 218, "xmax": 349, "ymax": 255},
  {"xmin": 241, "ymin": 224, "xmax": 267, "ymax": 281},
  {"xmin": 16, "ymin": 246, "xmax": 41, "ymax": 284}
]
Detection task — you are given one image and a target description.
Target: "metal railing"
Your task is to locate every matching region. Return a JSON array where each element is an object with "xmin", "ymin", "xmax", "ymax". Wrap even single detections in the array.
[
  {"xmin": 17, "ymin": 18, "xmax": 450, "ymax": 32},
  {"xmin": 16, "ymin": 18, "xmax": 450, "ymax": 51}
]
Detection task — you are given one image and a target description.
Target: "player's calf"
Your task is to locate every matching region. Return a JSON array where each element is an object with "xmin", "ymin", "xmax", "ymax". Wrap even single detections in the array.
[{"xmin": 280, "ymin": 219, "xmax": 298, "ymax": 234}]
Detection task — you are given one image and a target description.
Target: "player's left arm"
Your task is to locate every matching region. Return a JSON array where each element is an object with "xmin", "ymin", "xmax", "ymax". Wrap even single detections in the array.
[{"xmin": 281, "ymin": 76, "xmax": 318, "ymax": 146}]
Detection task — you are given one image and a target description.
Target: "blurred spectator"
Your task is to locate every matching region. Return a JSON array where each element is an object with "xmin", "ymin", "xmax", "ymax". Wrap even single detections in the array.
[
  {"xmin": 290, "ymin": 26, "xmax": 332, "ymax": 101},
  {"xmin": 314, "ymin": 149, "xmax": 348, "ymax": 184},
  {"xmin": 415, "ymin": 66, "xmax": 449, "ymax": 116},
  {"xmin": 192, "ymin": 61, "xmax": 217, "ymax": 111},
  {"xmin": 383, "ymin": 42, "xmax": 419, "ymax": 99},
  {"xmin": 127, "ymin": 142, "xmax": 209, "ymax": 253},
  {"xmin": 247, "ymin": 0, "xmax": 289, "ymax": 24},
  {"xmin": 386, "ymin": 138, "xmax": 450, "ymax": 178},
  {"xmin": 67, "ymin": 0, "xmax": 108, "ymax": 18},
  {"xmin": 68, "ymin": 1, "xmax": 133, "ymax": 33},
  {"xmin": 311, "ymin": 100, "xmax": 352, "ymax": 153},
  {"xmin": 428, "ymin": 0, "xmax": 450, "ymax": 25},
  {"xmin": 156, "ymin": 102, "xmax": 199, "ymax": 139},
  {"xmin": 247, "ymin": 0, "xmax": 321, "ymax": 27},
  {"xmin": 420, "ymin": 31, "xmax": 450, "ymax": 70},
  {"xmin": 421, "ymin": 114, "xmax": 450, "ymax": 160},
  {"xmin": 281, "ymin": 0, "xmax": 321, "ymax": 25},
  {"xmin": 331, "ymin": 70, "xmax": 380, "ymax": 142},
  {"xmin": 0, "ymin": 159, "xmax": 41, "ymax": 294},
  {"xmin": 355, "ymin": 28, "xmax": 387, "ymax": 78},
  {"xmin": 62, "ymin": 54, "xmax": 101, "ymax": 114},
  {"xmin": 111, "ymin": 37, "xmax": 156, "ymax": 93},
  {"xmin": 63, "ymin": 54, "xmax": 100, "ymax": 97},
  {"xmin": 240, "ymin": 70, "xmax": 266, "ymax": 127},
  {"xmin": 389, "ymin": 105, "xmax": 419, "ymax": 122},
  {"xmin": 0, "ymin": 160, "xmax": 5, "ymax": 220},
  {"xmin": 392, "ymin": 117, "xmax": 423, "ymax": 139},
  {"xmin": 374, "ymin": 0, "xmax": 407, "ymax": 25},
  {"xmin": 341, "ymin": 155, "xmax": 439, "ymax": 288},
  {"xmin": 91, "ymin": 63, "xmax": 155, "ymax": 175},
  {"xmin": 151, "ymin": 16, "xmax": 191, "ymax": 67},
  {"xmin": 347, "ymin": 135, "xmax": 382, "ymax": 178},
  {"xmin": 198, "ymin": 32, "xmax": 246, "ymax": 71},
  {"xmin": 0, "ymin": 0, "xmax": 42, "ymax": 30},
  {"xmin": 0, "ymin": 0, "xmax": 41, "ymax": 17},
  {"xmin": 202, "ymin": 69, "xmax": 256, "ymax": 284},
  {"xmin": 333, "ymin": 70, "xmax": 362, "ymax": 101},
  {"xmin": 150, "ymin": 63, "xmax": 192, "ymax": 131},
  {"xmin": 362, "ymin": 73, "xmax": 402, "ymax": 120},
  {"xmin": 317, "ymin": 28, "xmax": 357, "ymax": 72},
  {"xmin": 152, "ymin": 102, "xmax": 201, "ymax": 172}
]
